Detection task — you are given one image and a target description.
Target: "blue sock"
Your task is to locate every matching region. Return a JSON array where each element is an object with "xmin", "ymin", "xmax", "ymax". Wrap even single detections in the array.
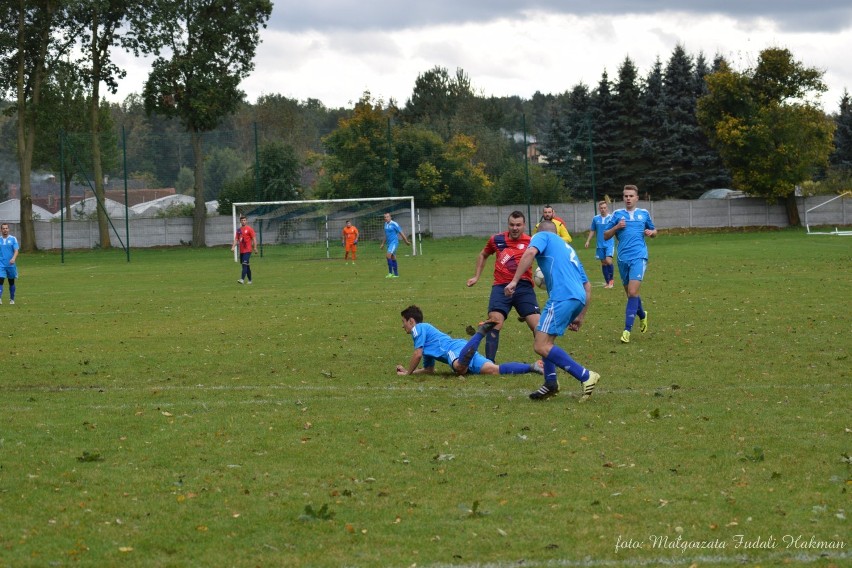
[
  {"xmin": 498, "ymin": 362, "xmax": 535, "ymax": 374},
  {"xmin": 636, "ymin": 296, "xmax": 645, "ymax": 319},
  {"xmin": 607, "ymin": 265, "xmax": 614, "ymax": 282},
  {"xmin": 9, "ymin": 284, "xmax": 14, "ymax": 300},
  {"xmin": 392, "ymin": 259, "xmax": 398, "ymax": 275},
  {"xmin": 543, "ymin": 359, "xmax": 558, "ymax": 386},
  {"xmin": 545, "ymin": 345, "xmax": 589, "ymax": 381},
  {"xmin": 386, "ymin": 258, "xmax": 393, "ymax": 274},
  {"xmin": 601, "ymin": 266, "xmax": 608, "ymax": 283},
  {"xmin": 457, "ymin": 332, "xmax": 485, "ymax": 368},
  {"xmin": 246, "ymin": 268, "xmax": 252, "ymax": 282},
  {"xmin": 625, "ymin": 296, "xmax": 639, "ymax": 331},
  {"xmin": 485, "ymin": 330, "xmax": 499, "ymax": 361}
]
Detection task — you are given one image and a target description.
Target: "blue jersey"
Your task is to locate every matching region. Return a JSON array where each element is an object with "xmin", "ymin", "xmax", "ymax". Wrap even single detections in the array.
[
  {"xmin": 529, "ymin": 231, "xmax": 588, "ymax": 302},
  {"xmin": 384, "ymin": 220, "xmax": 403, "ymax": 247},
  {"xmin": 0, "ymin": 235, "xmax": 19, "ymax": 267},
  {"xmin": 604, "ymin": 208, "xmax": 655, "ymax": 262},
  {"xmin": 590, "ymin": 214, "xmax": 614, "ymax": 249},
  {"xmin": 410, "ymin": 322, "xmax": 484, "ymax": 372}
]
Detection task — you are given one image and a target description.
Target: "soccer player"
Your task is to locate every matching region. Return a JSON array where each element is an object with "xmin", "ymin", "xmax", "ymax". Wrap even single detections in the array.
[
  {"xmin": 231, "ymin": 215, "xmax": 258, "ymax": 284},
  {"xmin": 0, "ymin": 223, "xmax": 20, "ymax": 305},
  {"xmin": 534, "ymin": 205, "xmax": 573, "ymax": 243},
  {"xmin": 380, "ymin": 212, "xmax": 410, "ymax": 278},
  {"xmin": 395, "ymin": 305, "xmax": 543, "ymax": 377},
  {"xmin": 341, "ymin": 220, "xmax": 359, "ymax": 263},
  {"xmin": 603, "ymin": 184, "xmax": 657, "ymax": 344},
  {"xmin": 585, "ymin": 200, "xmax": 615, "ymax": 288},
  {"xmin": 505, "ymin": 220, "xmax": 600, "ymax": 401},
  {"xmin": 466, "ymin": 211, "xmax": 540, "ymax": 361}
]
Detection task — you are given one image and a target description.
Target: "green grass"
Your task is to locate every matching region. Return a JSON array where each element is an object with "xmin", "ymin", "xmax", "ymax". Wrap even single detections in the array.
[{"xmin": 1, "ymin": 230, "xmax": 849, "ymax": 567}]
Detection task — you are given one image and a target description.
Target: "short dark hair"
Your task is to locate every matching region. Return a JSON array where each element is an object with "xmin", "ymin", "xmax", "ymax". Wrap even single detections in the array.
[
  {"xmin": 538, "ymin": 220, "xmax": 557, "ymax": 233},
  {"xmin": 401, "ymin": 305, "xmax": 424, "ymax": 323},
  {"xmin": 508, "ymin": 210, "xmax": 525, "ymax": 222}
]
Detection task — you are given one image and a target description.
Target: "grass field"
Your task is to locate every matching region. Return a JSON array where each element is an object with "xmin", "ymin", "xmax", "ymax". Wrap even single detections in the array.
[{"xmin": 1, "ymin": 229, "xmax": 849, "ymax": 567}]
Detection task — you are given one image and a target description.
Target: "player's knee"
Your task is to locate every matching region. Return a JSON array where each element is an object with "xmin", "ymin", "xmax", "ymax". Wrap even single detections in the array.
[{"xmin": 7, "ymin": 278, "xmax": 14, "ymax": 286}]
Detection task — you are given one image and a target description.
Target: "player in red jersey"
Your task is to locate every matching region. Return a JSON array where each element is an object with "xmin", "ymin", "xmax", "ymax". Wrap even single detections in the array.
[
  {"xmin": 231, "ymin": 215, "xmax": 258, "ymax": 284},
  {"xmin": 466, "ymin": 211, "xmax": 541, "ymax": 362}
]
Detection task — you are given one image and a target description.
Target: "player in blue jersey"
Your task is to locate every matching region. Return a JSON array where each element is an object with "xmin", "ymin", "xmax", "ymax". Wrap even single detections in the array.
[
  {"xmin": 380, "ymin": 212, "xmax": 410, "ymax": 278},
  {"xmin": 0, "ymin": 223, "xmax": 20, "ymax": 305},
  {"xmin": 505, "ymin": 221, "xmax": 600, "ymax": 401},
  {"xmin": 395, "ymin": 305, "xmax": 543, "ymax": 377},
  {"xmin": 585, "ymin": 200, "xmax": 615, "ymax": 288},
  {"xmin": 603, "ymin": 185, "xmax": 657, "ymax": 344}
]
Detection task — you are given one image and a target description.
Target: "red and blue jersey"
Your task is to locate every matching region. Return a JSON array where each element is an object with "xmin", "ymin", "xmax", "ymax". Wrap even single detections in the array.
[{"xmin": 483, "ymin": 232, "xmax": 533, "ymax": 285}]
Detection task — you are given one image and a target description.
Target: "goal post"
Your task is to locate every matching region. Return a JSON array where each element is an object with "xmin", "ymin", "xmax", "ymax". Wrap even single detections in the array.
[{"xmin": 231, "ymin": 196, "xmax": 418, "ymax": 261}]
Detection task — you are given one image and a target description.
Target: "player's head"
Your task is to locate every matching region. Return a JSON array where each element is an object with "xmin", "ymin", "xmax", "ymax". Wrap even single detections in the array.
[
  {"xmin": 507, "ymin": 211, "xmax": 525, "ymax": 238},
  {"xmin": 623, "ymin": 185, "xmax": 639, "ymax": 209},
  {"xmin": 239, "ymin": 215, "xmax": 248, "ymax": 226},
  {"xmin": 400, "ymin": 305, "xmax": 423, "ymax": 333},
  {"xmin": 597, "ymin": 200, "xmax": 609, "ymax": 215},
  {"xmin": 0, "ymin": 223, "xmax": 8, "ymax": 236},
  {"xmin": 542, "ymin": 205, "xmax": 555, "ymax": 220},
  {"xmin": 345, "ymin": 220, "xmax": 352, "ymax": 227},
  {"xmin": 383, "ymin": 212, "xmax": 392, "ymax": 222},
  {"xmin": 538, "ymin": 220, "xmax": 557, "ymax": 234}
]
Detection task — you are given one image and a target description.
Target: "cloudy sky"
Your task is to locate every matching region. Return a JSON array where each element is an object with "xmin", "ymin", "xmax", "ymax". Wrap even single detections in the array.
[{"xmin": 112, "ymin": 1, "xmax": 852, "ymax": 113}]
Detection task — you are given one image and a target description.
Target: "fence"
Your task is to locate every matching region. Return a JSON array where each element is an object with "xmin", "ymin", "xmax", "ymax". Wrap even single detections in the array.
[{"xmin": 22, "ymin": 195, "xmax": 852, "ymax": 250}]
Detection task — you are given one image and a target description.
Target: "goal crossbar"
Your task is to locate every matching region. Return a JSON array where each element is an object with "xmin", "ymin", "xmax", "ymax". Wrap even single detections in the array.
[{"xmin": 805, "ymin": 191, "xmax": 852, "ymax": 236}]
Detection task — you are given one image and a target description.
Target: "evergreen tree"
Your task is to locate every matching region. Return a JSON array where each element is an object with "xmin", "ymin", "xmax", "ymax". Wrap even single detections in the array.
[
  {"xmin": 588, "ymin": 71, "xmax": 618, "ymax": 200},
  {"xmin": 610, "ymin": 57, "xmax": 646, "ymax": 189},
  {"xmin": 637, "ymin": 58, "xmax": 669, "ymax": 194},
  {"xmin": 831, "ymin": 90, "xmax": 852, "ymax": 172},
  {"xmin": 659, "ymin": 45, "xmax": 705, "ymax": 198}
]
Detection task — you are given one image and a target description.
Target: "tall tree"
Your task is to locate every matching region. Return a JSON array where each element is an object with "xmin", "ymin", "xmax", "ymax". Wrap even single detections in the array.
[
  {"xmin": 697, "ymin": 47, "xmax": 835, "ymax": 224},
  {"xmin": 610, "ymin": 57, "xmax": 646, "ymax": 188},
  {"xmin": 637, "ymin": 58, "xmax": 669, "ymax": 193},
  {"xmin": 589, "ymin": 71, "xmax": 618, "ymax": 199},
  {"xmin": 318, "ymin": 93, "xmax": 392, "ymax": 200},
  {"xmin": 0, "ymin": 0, "xmax": 78, "ymax": 251},
  {"xmin": 33, "ymin": 60, "xmax": 118, "ymax": 219},
  {"xmin": 137, "ymin": 0, "xmax": 272, "ymax": 246},
  {"xmin": 830, "ymin": 90, "xmax": 852, "ymax": 173},
  {"xmin": 402, "ymin": 66, "xmax": 474, "ymax": 140},
  {"xmin": 71, "ymin": 0, "xmax": 143, "ymax": 248},
  {"xmin": 660, "ymin": 44, "xmax": 704, "ymax": 198}
]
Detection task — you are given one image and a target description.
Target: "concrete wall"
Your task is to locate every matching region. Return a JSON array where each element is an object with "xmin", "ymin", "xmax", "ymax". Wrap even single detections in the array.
[{"xmin": 14, "ymin": 195, "xmax": 852, "ymax": 250}]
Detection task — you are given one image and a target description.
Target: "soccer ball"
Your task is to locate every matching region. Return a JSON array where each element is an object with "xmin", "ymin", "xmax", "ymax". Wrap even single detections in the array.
[{"xmin": 533, "ymin": 267, "xmax": 546, "ymax": 289}]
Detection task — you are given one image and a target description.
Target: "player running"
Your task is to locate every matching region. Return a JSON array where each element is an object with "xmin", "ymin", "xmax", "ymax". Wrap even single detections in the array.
[
  {"xmin": 505, "ymin": 220, "xmax": 600, "ymax": 401},
  {"xmin": 603, "ymin": 184, "xmax": 657, "ymax": 343},
  {"xmin": 466, "ymin": 210, "xmax": 540, "ymax": 362},
  {"xmin": 585, "ymin": 200, "xmax": 615, "ymax": 288}
]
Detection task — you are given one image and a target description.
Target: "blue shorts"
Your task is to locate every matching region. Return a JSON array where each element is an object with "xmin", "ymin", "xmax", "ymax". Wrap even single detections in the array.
[
  {"xmin": 446, "ymin": 339, "xmax": 488, "ymax": 374},
  {"xmin": 0, "ymin": 265, "xmax": 17, "ymax": 279},
  {"xmin": 595, "ymin": 245, "xmax": 614, "ymax": 261},
  {"xmin": 489, "ymin": 281, "xmax": 540, "ymax": 319},
  {"xmin": 617, "ymin": 258, "xmax": 647, "ymax": 285},
  {"xmin": 240, "ymin": 252, "xmax": 252, "ymax": 264},
  {"xmin": 387, "ymin": 242, "xmax": 399, "ymax": 255},
  {"xmin": 537, "ymin": 298, "xmax": 585, "ymax": 337}
]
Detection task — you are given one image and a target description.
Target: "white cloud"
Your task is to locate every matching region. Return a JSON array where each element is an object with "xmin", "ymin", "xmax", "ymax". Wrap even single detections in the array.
[{"xmin": 105, "ymin": 7, "xmax": 852, "ymax": 113}]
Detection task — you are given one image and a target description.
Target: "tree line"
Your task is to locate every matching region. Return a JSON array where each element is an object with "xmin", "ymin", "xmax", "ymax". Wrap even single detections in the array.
[{"xmin": 3, "ymin": 2, "xmax": 851, "ymax": 251}]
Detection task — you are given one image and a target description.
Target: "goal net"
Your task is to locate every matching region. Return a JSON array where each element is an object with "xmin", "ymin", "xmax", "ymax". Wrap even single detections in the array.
[{"xmin": 232, "ymin": 196, "xmax": 418, "ymax": 261}]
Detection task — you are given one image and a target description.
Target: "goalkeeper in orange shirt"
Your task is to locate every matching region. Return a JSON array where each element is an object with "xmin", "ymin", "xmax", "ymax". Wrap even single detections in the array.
[{"xmin": 341, "ymin": 220, "xmax": 360, "ymax": 263}]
